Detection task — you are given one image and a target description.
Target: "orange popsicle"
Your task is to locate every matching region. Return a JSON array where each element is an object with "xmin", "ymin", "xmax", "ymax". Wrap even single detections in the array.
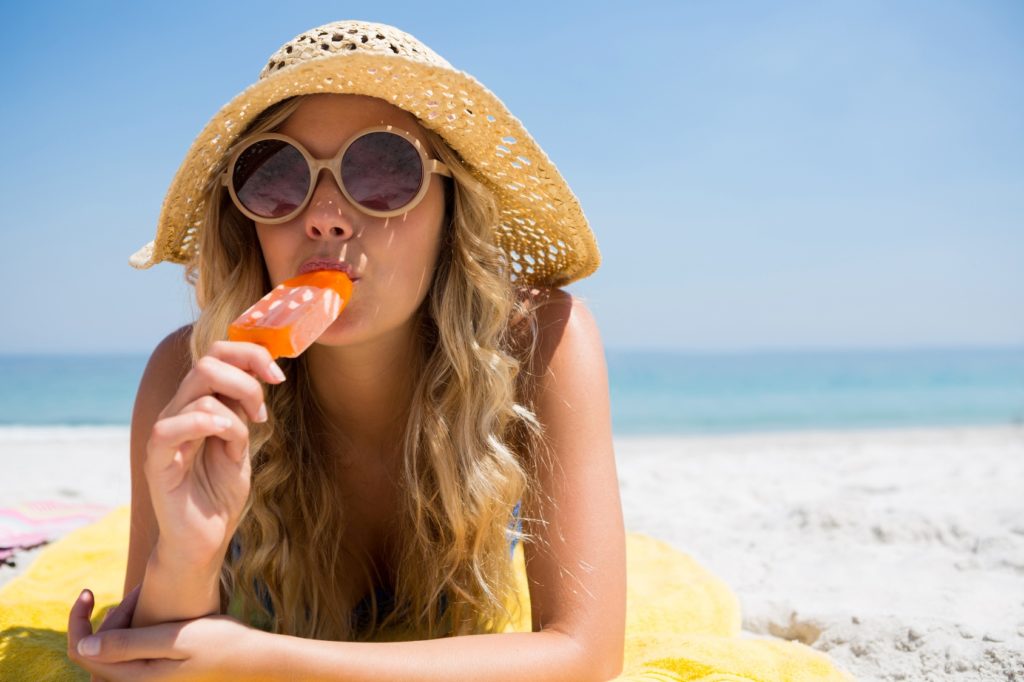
[{"xmin": 228, "ymin": 270, "xmax": 354, "ymax": 358}]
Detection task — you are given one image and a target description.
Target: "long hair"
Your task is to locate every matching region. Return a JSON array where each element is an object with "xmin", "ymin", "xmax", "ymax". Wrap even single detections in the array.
[{"xmin": 183, "ymin": 94, "xmax": 556, "ymax": 641}]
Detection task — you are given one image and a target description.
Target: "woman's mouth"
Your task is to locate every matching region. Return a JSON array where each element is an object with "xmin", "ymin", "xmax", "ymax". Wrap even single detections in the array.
[{"xmin": 297, "ymin": 259, "xmax": 360, "ymax": 281}]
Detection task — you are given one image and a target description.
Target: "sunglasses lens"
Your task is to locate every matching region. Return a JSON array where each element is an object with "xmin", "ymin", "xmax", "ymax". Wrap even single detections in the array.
[
  {"xmin": 342, "ymin": 132, "xmax": 423, "ymax": 212},
  {"xmin": 232, "ymin": 139, "xmax": 310, "ymax": 219}
]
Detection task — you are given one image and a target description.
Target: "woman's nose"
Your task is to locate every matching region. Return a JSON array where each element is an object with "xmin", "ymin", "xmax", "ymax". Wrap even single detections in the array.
[{"xmin": 303, "ymin": 168, "xmax": 357, "ymax": 240}]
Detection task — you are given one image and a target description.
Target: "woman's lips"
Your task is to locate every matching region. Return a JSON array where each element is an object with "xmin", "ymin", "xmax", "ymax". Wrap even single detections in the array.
[{"xmin": 297, "ymin": 259, "xmax": 359, "ymax": 280}]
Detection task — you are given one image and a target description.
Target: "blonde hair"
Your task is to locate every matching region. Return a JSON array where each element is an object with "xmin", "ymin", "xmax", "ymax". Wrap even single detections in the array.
[{"xmin": 184, "ymin": 95, "xmax": 556, "ymax": 641}]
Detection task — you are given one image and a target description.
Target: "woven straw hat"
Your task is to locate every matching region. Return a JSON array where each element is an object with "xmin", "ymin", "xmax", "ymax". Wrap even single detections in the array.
[{"xmin": 129, "ymin": 19, "xmax": 600, "ymax": 288}]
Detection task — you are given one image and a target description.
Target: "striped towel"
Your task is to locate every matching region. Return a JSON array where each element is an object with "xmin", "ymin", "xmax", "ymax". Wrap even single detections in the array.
[{"xmin": 0, "ymin": 501, "xmax": 112, "ymax": 565}]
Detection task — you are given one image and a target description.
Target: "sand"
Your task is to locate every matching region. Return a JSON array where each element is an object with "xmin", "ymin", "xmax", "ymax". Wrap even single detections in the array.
[{"xmin": 2, "ymin": 424, "xmax": 1022, "ymax": 681}]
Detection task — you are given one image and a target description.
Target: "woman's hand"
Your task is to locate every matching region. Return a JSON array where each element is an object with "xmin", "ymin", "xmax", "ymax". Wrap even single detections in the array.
[
  {"xmin": 66, "ymin": 585, "xmax": 140, "ymax": 682},
  {"xmin": 145, "ymin": 340, "xmax": 285, "ymax": 567},
  {"xmin": 67, "ymin": 587, "xmax": 267, "ymax": 682}
]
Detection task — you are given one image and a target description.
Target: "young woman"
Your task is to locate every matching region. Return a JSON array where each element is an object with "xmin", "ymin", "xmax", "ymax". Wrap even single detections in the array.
[{"xmin": 68, "ymin": 19, "xmax": 625, "ymax": 681}]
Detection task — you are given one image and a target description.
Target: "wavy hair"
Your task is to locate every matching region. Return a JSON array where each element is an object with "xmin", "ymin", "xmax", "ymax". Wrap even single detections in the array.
[{"xmin": 183, "ymin": 94, "xmax": 556, "ymax": 642}]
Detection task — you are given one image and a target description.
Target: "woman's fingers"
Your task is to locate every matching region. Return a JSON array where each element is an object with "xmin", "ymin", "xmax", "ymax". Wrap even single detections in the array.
[
  {"xmin": 207, "ymin": 339, "xmax": 285, "ymax": 384},
  {"xmin": 163, "ymin": 341, "xmax": 285, "ymax": 425},
  {"xmin": 168, "ymin": 356, "xmax": 266, "ymax": 424},
  {"xmin": 67, "ymin": 588, "xmax": 139, "ymax": 681},
  {"xmin": 202, "ymin": 394, "xmax": 251, "ymax": 464},
  {"xmin": 73, "ymin": 620, "xmax": 188, "ymax": 665},
  {"xmin": 147, "ymin": 397, "xmax": 251, "ymax": 474},
  {"xmin": 97, "ymin": 585, "xmax": 142, "ymax": 634},
  {"xmin": 147, "ymin": 409, "xmax": 232, "ymax": 471},
  {"xmin": 67, "ymin": 589, "xmax": 96, "ymax": 661}
]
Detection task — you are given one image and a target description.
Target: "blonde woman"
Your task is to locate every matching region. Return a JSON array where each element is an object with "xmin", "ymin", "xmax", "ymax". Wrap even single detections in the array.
[{"xmin": 68, "ymin": 19, "xmax": 624, "ymax": 681}]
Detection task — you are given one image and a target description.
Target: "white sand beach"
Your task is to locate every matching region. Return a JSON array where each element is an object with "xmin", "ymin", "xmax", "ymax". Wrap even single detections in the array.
[{"xmin": 1, "ymin": 424, "xmax": 1022, "ymax": 681}]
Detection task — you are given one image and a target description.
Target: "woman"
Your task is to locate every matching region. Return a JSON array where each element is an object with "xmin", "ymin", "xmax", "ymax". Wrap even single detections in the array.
[{"xmin": 68, "ymin": 19, "xmax": 625, "ymax": 680}]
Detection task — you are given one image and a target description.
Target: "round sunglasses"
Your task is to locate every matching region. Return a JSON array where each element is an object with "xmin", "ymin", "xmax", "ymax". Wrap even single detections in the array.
[{"xmin": 220, "ymin": 125, "xmax": 453, "ymax": 223}]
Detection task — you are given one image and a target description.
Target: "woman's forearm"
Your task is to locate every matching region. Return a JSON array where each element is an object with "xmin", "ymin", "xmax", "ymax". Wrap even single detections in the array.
[
  {"xmin": 130, "ymin": 545, "xmax": 222, "ymax": 628},
  {"xmin": 256, "ymin": 628, "xmax": 617, "ymax": 682}
]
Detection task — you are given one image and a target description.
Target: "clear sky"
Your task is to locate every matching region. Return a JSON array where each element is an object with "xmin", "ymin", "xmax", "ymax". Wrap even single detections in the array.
[{"xmin": 1, "ymin": 1, "xmax": 1021, "ymax": 353}]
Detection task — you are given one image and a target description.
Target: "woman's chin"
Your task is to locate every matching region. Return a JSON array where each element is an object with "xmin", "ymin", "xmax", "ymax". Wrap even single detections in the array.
[{"xmin": 318, "ymin": 314, "xmax": 356, "ymax": 339}]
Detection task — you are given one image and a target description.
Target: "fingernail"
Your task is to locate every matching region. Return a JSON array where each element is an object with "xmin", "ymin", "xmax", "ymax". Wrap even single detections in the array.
[
  {"xmin": 257, "ymin": 404, "xmax": 268, "ymax": 422},
  {"xmin": 268, "ymin": 362, "xmax": 286, "ymax": 382},
  {"xmin": 78, "ymin": 635, "xmax": 100, "ymax": 657}
]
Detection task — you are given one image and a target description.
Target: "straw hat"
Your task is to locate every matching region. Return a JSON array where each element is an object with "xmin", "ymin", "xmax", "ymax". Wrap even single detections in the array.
[{"xmin": 129, "ymin": 19, "xmax": 600, "ymax": 288}]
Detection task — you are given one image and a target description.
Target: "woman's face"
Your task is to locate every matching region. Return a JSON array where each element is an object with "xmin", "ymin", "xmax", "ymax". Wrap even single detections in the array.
[{"xmin": 253, "ymin": 93, "xmax": 449, "ymax": 349}]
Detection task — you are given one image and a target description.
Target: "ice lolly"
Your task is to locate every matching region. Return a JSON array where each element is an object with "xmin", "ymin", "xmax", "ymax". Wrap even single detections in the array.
[{"xmin": 228, "ymin": 270, "xmax": 354, "ymax": 358}]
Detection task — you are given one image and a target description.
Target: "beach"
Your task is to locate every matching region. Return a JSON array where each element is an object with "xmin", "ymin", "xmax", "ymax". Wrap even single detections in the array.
[{"xmin": 2, "ymin": 424, "xmax": 1022, "ymax": 680}]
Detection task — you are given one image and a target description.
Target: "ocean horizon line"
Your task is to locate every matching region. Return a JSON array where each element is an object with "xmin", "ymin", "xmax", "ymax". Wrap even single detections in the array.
[
  {"xmin": 1, "ymin": 421, "xmax": 1019, "ymax": 439},
  {"xmin": 2, "ymin": 348, "xmax": 1020, "ymax": 432},
  {"xmin": 0, "ymin": 343, "xmax": 1022, "ymax": 358}
]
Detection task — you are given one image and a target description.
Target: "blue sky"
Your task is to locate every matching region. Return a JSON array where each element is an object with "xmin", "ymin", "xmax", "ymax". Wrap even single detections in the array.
[{"xmin": 1, "ymin": 1, "xmax": 1021, "ymax": 353}]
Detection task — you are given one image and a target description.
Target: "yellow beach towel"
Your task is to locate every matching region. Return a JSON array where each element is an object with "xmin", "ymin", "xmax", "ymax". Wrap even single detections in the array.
[{"xmin": 0, "ymin": 506, "xmax": 853, "ymax": 681}]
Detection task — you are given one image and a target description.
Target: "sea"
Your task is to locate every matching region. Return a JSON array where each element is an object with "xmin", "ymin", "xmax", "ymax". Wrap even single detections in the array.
[{"xmin": 0, "ymin": 348, "xmax": 1021, "ymax": 435}]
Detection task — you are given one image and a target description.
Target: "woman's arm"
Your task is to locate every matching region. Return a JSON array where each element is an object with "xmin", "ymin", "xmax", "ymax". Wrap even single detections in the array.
[
  {"xmin": 258, "ymin": 629, "xmax": 599, "ymax": 681},
  {"xmin": 258, "ymin": 291, "xmax": 625, "ymax": 681},
  {"xmin": 70, "ymin": 609, "xmax": 595, "ymax": 681},
  {"xmin": 126, "ymin": 325, "xmax": 224, "ymax": 626},
  {"xmin": 128, "ymin": 326, "xmax": 281, "ymax": 627}
]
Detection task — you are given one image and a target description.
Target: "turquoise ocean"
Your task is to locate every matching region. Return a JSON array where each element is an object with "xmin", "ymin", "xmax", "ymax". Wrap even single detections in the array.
[{"xmin": 0, "ymin": 348, "xmax": 1021, "ymax": 435}]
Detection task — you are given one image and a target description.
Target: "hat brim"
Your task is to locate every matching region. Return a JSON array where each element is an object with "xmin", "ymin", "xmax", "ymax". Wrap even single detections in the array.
[{"xmin": 132, "ymin": 51, "xmax": 599, "ymax": 288}]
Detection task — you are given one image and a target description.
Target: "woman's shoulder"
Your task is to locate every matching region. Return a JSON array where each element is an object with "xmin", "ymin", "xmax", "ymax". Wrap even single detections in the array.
[
  {"xmin": 508, "ymin": 286, "xmax": 607, "ymax": 443},
  {"xmin": 141, "ymin": 323, "xmax": 194, "ymax": 390},
  {"xmin": 510, "ymin": 286, "xmax": 600, "ymax": 367},
  {"xmin": 512, "ymin": 285, "xmax": 594, "ymax": 334}
]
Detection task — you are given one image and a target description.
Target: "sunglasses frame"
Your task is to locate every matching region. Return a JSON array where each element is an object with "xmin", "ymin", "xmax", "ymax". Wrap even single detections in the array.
[{"xmin": 220, "ymin": 124, "xmax": 453, "ymax": 223}]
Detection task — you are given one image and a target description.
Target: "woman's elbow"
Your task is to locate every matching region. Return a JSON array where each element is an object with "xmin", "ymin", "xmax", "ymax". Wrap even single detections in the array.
[
  {"xmin": 558, "ymin": 629, "xmax": 624, "ymax": 681},
  {"xmin": 596, "ymin": 651, "xmax": 624, "ymax": 681}
]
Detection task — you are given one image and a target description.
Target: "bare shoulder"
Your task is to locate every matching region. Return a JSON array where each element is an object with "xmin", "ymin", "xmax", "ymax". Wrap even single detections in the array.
[
  {"xmin": 512, "ymin": 286, "xmax": 603, "ymax": 378},
  {"xmin": 528, "ymin": 287, "xmax": 608, "ymax": 423},
  {"xmin": 513, "ymin": 285, "xmax": 611, "ymax": 443},
  {"xmin": 148, "ymin": 323, "xmax": 194, "ymax": 380},
  {"xmin": 133, "ymin": 318, "xmax": 195, "ymax": 444}
]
